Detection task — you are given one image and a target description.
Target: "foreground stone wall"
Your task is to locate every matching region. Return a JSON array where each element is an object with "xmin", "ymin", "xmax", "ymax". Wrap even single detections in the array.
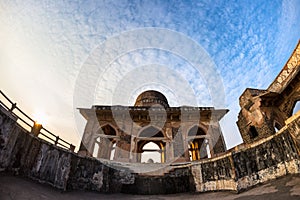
[
  {"xmin": 191, "ymin": 113, "xmax": 300, "ymax": 193},
  {"xmin": 0, "ymin": 104, "xmax": 300, "ymax": 194},
  {"xmin": 0, "ymin": 105, "xmax": 134, "ymax": 192}
]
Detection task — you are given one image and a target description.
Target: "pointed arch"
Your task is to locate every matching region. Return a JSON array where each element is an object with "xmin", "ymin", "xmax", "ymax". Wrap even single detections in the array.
[
  {"xmin": 136, "ymin": 125, "xmax": 166, "ymax": 163},
  {"xmin": 188, "ymin": 125, "xmax": 208, "ymax": 161},
  {"xmin": 94, "ymin": 124, "xmax": 117, "ymax": 160},
  {"xmin": 292, "ymin": 100, "xmax": 300, "ymax": 116},
  {"xmin": 187, "ymin": 124, "xmax": 207, "ymax": 137},
  {"xmin": 138, "ymin": 125, "xmax": 165, "ymax": 138},
  {"xmin": 98, "ymin": 123, "xmax": 117, "ymax": 136},
  {"xmin": 141, "ymin": 142, "xmax": 161, "ymax": 163}
]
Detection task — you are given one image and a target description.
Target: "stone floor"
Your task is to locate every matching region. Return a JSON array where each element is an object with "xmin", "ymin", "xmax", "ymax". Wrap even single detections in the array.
[{"xmin": 0, "ymin": 174, "xmax": 300, "ymax": 200}]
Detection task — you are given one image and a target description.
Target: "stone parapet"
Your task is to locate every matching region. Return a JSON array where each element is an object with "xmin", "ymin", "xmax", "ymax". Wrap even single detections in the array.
[{"xmin": 1, "ymin": 103, "xmax": 300, "ymax": 194}]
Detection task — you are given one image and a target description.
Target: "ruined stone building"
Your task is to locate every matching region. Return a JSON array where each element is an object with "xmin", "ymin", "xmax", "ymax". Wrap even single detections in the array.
[
  {"xmin": 237, "ymin": 41, "xmax": 300, "ymax": 144},
  {"xmin": 78, "ymin": 90, "xmax": 228, "ymax": 163}
]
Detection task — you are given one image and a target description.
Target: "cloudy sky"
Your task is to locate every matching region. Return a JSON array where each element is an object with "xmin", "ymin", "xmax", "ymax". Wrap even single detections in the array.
[{"xmin": 0, "ymin": 0, "xmax": 299, "ymax": 150}]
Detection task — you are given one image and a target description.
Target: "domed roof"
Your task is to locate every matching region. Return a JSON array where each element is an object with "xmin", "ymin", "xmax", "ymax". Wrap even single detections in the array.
[{"xmin": 134, "ymin": 90, "xmax": 169, "ymax": 108}]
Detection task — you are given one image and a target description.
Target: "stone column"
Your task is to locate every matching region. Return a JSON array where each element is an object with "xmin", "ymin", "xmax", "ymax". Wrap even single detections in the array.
[{"xmin": 78, "ymin": 118, "xmax": 97, "ymax": 157}]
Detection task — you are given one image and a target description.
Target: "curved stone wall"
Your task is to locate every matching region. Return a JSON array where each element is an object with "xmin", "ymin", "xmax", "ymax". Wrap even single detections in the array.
[{"xmin": 0, "ymin": 104, "xmax": 300, "ymax": 194}]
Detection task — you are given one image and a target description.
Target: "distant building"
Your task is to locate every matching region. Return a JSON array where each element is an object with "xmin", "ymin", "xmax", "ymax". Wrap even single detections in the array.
[{"xmin": 78, "ymin": 90, "xmax": 228, "ymax": 163}]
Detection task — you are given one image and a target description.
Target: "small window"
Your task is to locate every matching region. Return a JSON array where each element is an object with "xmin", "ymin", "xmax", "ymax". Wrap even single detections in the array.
[
  {"xmin": 249, "ymin": 126, "xmax": 258, "ymax": 139},
  {"xmin": 274, "ymin": 122, "xmax": 282, "ymax": 132}
]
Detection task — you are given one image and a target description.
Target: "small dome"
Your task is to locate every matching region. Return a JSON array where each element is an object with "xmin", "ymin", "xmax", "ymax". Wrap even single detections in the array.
[{"xmin": 134, "ymin": 90, "xmax": 169, "ymax": 108}]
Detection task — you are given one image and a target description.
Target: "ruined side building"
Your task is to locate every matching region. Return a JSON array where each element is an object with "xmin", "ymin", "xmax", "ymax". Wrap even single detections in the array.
[{"xmin": 237, "ymin": 41, "xmax": 300, "ymax": 144}]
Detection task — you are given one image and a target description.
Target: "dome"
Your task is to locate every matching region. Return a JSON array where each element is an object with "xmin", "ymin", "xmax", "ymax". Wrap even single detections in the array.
[{"xmin": 134, "ymin": 90, "xmax": 169, "ymax": 108}]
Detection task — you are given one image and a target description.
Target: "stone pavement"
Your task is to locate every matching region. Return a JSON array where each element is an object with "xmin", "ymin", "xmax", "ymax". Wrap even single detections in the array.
[{"xmin": 0, "ymin": 174, "xmax": 300, "ymax": 200}]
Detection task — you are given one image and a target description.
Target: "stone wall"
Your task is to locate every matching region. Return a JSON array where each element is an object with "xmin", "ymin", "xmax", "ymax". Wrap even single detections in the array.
[
  {"xmin": 191, "ymin": 112, "xmax": 300, "ymax": 193},
  {"xmin": 122, "ymin": 167, "xmax": 191, "ymax": 194},
  {"xmin": 0, "ymin": 105, "xmax": 134, "ymax": 192},
  {"xmin": 1, "ymin": 104, "xmax": 300, "ymax": 194}
]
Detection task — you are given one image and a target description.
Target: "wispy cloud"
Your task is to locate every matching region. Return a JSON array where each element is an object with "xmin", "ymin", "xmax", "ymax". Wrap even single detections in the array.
[{"xmin": 1, "ymin": 0, "xmax": 299, "ymax": 149}]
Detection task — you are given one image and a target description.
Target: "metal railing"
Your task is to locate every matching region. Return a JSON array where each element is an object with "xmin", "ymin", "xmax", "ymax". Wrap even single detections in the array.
[{"xmin": 0, "ymin": 90, "xmax": 75, "ymax": 152}]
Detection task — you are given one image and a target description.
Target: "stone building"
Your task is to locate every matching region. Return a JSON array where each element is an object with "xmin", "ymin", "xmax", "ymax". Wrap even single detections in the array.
[
  {"xmin": 237, "ymin": 41, "xmax": 300, "ymax": 144},
  {"xmin": 78, "ymin": 90, "xmax": 228, "ymax": 163}
]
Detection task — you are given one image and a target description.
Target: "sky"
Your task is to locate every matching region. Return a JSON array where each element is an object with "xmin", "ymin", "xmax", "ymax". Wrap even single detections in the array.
[{"xmin": 0, "ymin": 0, "xmax": 300, "ymax": 151}]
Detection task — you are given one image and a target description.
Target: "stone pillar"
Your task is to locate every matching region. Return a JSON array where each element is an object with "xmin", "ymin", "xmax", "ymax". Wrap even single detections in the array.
[
  {"xmin": 181, "ymin": 124, "xmax": 191, "ymax": 161},
  {"xmin": 209, "ymin": 123, "xmax": 226, "ymax": 155},
  {"xmin": 165, "ymin": 127, "xmax": 174, "ymax": 162},
  {"xmin": 78, "ymin": 119, "xmax": 97, "ymax": 157},
  {"xmin": 97, "ymin": 138, "xmax": 111, "ymax": 159},
  {"xmin": 115, "ymin": 133, "xmax": 131, "ymax": 162}
]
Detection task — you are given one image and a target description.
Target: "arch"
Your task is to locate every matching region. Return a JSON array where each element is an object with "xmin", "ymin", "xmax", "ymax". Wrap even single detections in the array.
[
  {"xmin": 187, "ymin": 125, "xmax": 207, "ymax": 136},
  {"xmin": 188, "ymin": 139, "xmax": 208, "ymax": 161},
  {"xmin": 138, "ymin": 125, "xmax": 165, "ymax": 138},
  {"xmin": 136, "ymin": 126, "xmax": 166, "ymax": 163},
  {"xmin": 292, "ymin": 100, "xmax": 300, "ymax": 115},
  {"xmin": 94, "ymin": 124, "xmax": 117, "ymax": 160},
  {"xmin": 286, "ymin": 94, "xmax": 300, "ymax": 117},
  {"xmin": 99, "ymin": 124, "xmax": 117, "ymax": 135},
  {"xmin": 188, "ymin": 125, "xmax": 208, "ymax": 161},
  {"xmin": 141, "ymin": 142, "xmax": 161, "ymax": 163}
]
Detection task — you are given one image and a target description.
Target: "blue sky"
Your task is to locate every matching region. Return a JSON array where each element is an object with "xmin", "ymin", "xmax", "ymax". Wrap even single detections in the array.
[{"xmin": 0, "ymin": 0, "xmax": 299, "ymax": 149}]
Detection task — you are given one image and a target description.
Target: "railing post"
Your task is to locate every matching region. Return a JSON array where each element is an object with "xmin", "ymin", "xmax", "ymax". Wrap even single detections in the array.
[
  {"xmin": 31, "ymin": 122, "xmax": 42, "ymax": 137},
  {"xmin": 69, "ymin": 144, "xmax": 75, "ymax": 152},
  {"xmin": 10, "ymin": 103, "xmax": 17, "ymax": 112},
  {"xmin": 55, "ymin": 136, "xmax": 59, "ymax": 145}
]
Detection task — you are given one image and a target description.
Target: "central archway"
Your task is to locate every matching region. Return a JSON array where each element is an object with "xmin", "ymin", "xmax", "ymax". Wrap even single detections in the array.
[
  {"xmin": 136, "ymin": 126, "xmax": 166, "ymax": 163},
  {"xmin": 141, "ymin": 142, "xmax": 162, "ymax": 163}
]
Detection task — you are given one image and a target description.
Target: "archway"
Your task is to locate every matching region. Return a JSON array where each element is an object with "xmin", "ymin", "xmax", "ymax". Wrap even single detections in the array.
[
  {"xmin": 292, "ymin": 101, "xmax": 300, "ymax": 115},
  {"xmin": 139, "ymin": 126, "xmax": 164, "ymax": 137},
  {"xmin": 96, "ymin": 124, "xmax": 117, "ymax": 159},
  {"xmin": 101, "ymin": 124, "xmax": 117, "ymax": 135},
  {"xmin": 188, "ymin": 126, "xmax": 208, "ymax": 161},
  {"xmin": 137, "ymin": 126, "xmax": 166, "ymax": 163},
  {"xmin": 141, "ymin": 142, "xmax": 161, "ymax": 163}
]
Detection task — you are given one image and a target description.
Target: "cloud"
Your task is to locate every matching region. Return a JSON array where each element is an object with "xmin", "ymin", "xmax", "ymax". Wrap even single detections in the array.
[{"xmin": 1, "ymin": 0, "xmax": 300, "ymax": 149}]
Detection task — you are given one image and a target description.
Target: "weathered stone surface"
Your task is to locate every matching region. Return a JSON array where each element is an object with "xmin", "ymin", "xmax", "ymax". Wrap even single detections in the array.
[
  {"xmin": 79, "ymin": 90, "xmax": 228, "ymax": 163},
  {"xmin": 122, "ymin": 167, "xmax": 191, "ymax": 194},
  {"xmin": 237, "ymin": 41, "xmax": 300, "ymax": 144},
  {"xmin": 0, "ymin": 102, "xmax": 300, "ymax": 194}
]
